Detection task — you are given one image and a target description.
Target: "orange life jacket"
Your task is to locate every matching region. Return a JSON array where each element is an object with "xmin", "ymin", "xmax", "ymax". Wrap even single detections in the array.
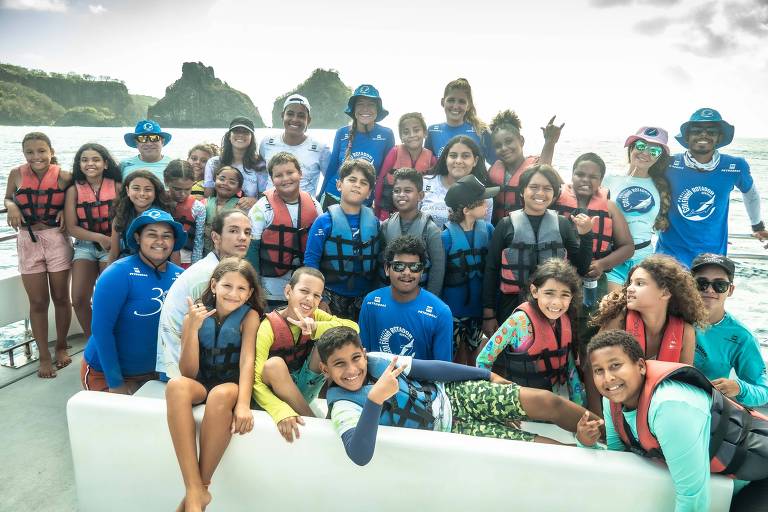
[
  {"xmin": 259, "ymin": 189, "xmax": 318, "ymax": 278},
  {"xmin": 75, "ymin": 178, "xmax": 116, "ymax": 236},
  {"xmin": 13, "ymin": 164, "xmax": 66, "ymax": 227},
  {"xmin": 555, "ymin": 184, "xmax": 613, "ymax": 260},
  {"xmin": 378, "ymin": 145, "xmax": 434, "ymax": 214},
  {"xmin": 625, "ymin": 310, "xmax": 684, "ymax": 362},
  {"xmin": 610, "ymin": 360, "xmax": 768, "ymax": 481},
  {"xmin": 173, "ymin": 195, "xmax": 197, "ymax": 251},
  {"xmin": 488, "ymin": 156, "xmax": 538, "ymax": 223},
  {"xmin": 493, "ymin": 302, "xmax": 572, "ymax": 389},
  {"xmin": 265, "ymin": 310, "xmax": 314, "ymax": 373}
]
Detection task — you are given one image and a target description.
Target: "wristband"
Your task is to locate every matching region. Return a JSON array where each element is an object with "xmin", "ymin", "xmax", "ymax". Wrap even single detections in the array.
[{"xmin": 752, "ymin": 221, "xmax": 765, "ymax": 232}]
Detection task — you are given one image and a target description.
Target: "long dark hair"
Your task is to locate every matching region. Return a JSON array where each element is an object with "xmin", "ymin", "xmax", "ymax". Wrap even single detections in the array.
[
  {"xmin": 199, "ymin": 257, "xmax": 265, "ymax": 316},
  {"xmin": 627, "ymin": 146, "xmax": 671, "ymax": 232},
  {"xmin": 72, "ymin": 143, "xmax": 122, "ymax": 183},
  {"xmin": 220, "ymin": 127, "xmax": 263, "ymax": 171},
  {"xmin": 428, "ymin": 135, "xmax": 488, "ymax": 183},
  {"xmin": 112, "ymin": 170, "xmax": 173, "ymax": 233}
]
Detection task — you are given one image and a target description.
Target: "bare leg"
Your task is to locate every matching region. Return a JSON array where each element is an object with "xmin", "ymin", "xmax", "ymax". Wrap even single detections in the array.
[
  {"xmin": 519, "ymin": 387, "xmax": 589, "ymax": 433},
  {"xmin": 198, "ymin": 383, "xmax": 239, "ymax": 486},
  {"xmin": 262, "ymin": 357, "xmax": 314, "ymax": 417},
  {"xmin": 48, "ymin": 269, "xmax": 72, "ymax": 369},
  {"xmin": 71, "ymin": 259, "xmax": 98, "ymax": 339},
  {"xmin": 165, "ymin": 377, "xmax": 210, "ymax": 512},
  {"xmin": 21, "ymin": 272, "xmax": 54, "ymax": 378},
  {"xmin": 454, "ymin": 341, "xmax": 468, "ymax": 365}
]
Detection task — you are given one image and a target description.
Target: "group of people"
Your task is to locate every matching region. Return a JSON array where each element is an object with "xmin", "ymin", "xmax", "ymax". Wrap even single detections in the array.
[{"xmin": 5, "ymin": 77, "xmax": 768, "ymax": 511}]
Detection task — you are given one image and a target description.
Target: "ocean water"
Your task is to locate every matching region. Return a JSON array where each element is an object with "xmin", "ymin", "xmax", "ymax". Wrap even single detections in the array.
[{"xmin": 0, "ymin": 126, "xmax": 766, "ymax": 342}]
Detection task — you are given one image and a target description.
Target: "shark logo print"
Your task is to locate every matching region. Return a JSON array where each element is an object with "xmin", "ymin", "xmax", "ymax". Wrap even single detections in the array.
[{"xmin": 677, "ymin": 186, "xmax": 716, "ymax": 222}]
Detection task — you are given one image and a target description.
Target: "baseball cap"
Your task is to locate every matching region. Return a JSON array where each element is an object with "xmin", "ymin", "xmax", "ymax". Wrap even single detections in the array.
[
  {"xmin": 691, "ymin": 253, "xmax": 735, "ymax": 281},
  {"xmin": 283, "ymin": 94, "xmax": 311, "ymax": 114},
  {"xmin": 445, "ymin": 175, "xmax": 499, "ymax": 209}
]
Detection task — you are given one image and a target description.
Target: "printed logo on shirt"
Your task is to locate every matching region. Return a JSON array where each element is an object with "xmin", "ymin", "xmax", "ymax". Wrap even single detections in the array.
[
  {"xmin": 677, "ymin": 186, "xmax": 716, "ymax": 222},
  {"xmin": 314, "ymin": 228, "xmax": 325, "ymax": 237},
  {"xmin": 374, "ymin": 134, "xmax": 385, "ymax": 141},
  {"xmin": 418, "ymin": 306, "xmax": 437, "ymax": 319},
  {"xmin": 367, "ymin": 295, "xmax": 386, "ymax": 308},
  {"xmin": 721, "ymin": 163, "xmax": 740, "ymax": 173},
  {"xmin": 266, "ymin": 137, "xmax": 277, "ymax": 145},
  {"xmin": 130, "ymin": 267, "xmax": 148, "ymax": 277},
  {"xmin": 378, "ymin": 326, "xmax": 415, "ymax": 356},
  {"xmin": 615, "ymin": 186, "xmax": 655, "ymax": 216},
  {"xmin": 350, "ymin": 151, "xmax": 374, "ymax": 163},
  {"xmin": 310, "ymin": 144, "xmax": 318, "ymax": 152}
]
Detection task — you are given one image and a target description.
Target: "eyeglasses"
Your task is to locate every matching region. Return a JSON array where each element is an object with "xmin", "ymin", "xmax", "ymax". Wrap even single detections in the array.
[
  {"xmin": 389, "ymin": 261, "xmax": 424, "ymax": 273},
  {"xmin": 135, "ymin": 134, "xmax": 162, "ymax": 143},
  {"xmin": 633, "ymin": 140, "xmax": 663, "ymax": 158},
  {"xmin": 688, "ymin": 127, "xmax": 720, "ymax": 138},
  {"xmin": 695, "ymin": 277, "xmax": 731, "ymax": 294}
]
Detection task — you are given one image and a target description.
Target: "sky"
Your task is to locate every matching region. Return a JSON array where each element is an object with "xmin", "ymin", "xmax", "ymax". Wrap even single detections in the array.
[{"xmin": 1, "ymin": 0, "xmax": 767, "ymax": 140}]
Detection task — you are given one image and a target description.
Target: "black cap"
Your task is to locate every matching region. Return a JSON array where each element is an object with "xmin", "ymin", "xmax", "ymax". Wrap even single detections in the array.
[
  {"xmin": 444, "ymin": 175, "xmax": 499, "ymax": 209},
  {"xmin": 691, "ymin": 253, "xmax": 735, "ymax": 281},
  {"xmin": 229, "ymin": 116, "xmax": 255, "ymax": 133}
]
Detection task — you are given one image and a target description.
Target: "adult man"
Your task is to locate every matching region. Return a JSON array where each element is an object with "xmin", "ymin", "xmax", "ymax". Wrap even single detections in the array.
[
  {"xmin": 156, "ymin": 209, "xmax": 252, "ymax": 378},
  {"xmin": 358, "ymin": 235, "xmax": 453, "ymax": 361},
  {"xmin": 259, "ymin": 94, "xmax": 331, "ymax": 196},
  {"xmin": 656, "ymin": 107, "xmax": 768, "ymax": 267},
  {"xmin": 690, "ymin": 253, "xmax": 768, "ymax": 407},
  {"xmin": 120, "ymin": 119, "xmax": 173, "ymax": 181}
]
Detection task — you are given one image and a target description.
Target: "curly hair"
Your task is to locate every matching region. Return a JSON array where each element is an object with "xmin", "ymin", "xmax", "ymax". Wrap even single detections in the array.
[
  {"xmin": 385, "ymin": 234, "xmax": 427, "ymax": 264},
  {"xmin": 489, "ymin": 109, "xmax": 522, "ymax": 138},
  {"xmin": 199, "ymin": 257, "xmax": 265, "ymax": 316},
  {"xmin": 339, "ymin": 158, "xmax": 376, "ymax": 187},
  {"xmin": 587, "ymin": 329, "xmax": 645, "ymax": 362},
  {"xmin": 526, "ymin": 258, "xmax": 582, "ymax": 327},
  {"xmin": 112, "ymin": 169, "xmax": 173, "ymax": 233},
  {"xmin": 447, "ymin": 199, "xmax": 484, "ymax": 223},
  {"xmin": 627, "ymin": 146, "xmax": 671, "ymax": 232},
  {"xmin": 591, "ymin": 254, "xmax": 708, "ymax": 328}
]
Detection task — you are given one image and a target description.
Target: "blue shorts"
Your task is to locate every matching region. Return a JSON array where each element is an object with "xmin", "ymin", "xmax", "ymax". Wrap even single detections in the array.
[
  {"xmin": 290, "ymin": 357, "xmax": 325, "ymax": 404},
  {"xmin": 73, "ymin": 239, "xmax": 110, "ymax": 263}
]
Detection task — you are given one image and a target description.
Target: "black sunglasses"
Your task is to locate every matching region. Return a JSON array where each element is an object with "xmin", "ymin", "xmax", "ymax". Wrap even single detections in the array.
[
  {"xmin": 389, "ymin": 261, "xmax": 424, "ymax": 273},
  {"xmin": 695, "ymin": 277, "xmax": 731, "ymax": 294}
]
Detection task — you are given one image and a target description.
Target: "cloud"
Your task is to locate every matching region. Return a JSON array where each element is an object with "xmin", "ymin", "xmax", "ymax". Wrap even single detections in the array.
[
  {"xmin": 677, "ymin": 26, "xmax": 740, "ymax": 57},
  {"xmin": 590, "ymin": 0, "xmax": 632, "ymax": 6},
  {"xmin": 664, "ymin": 65, "xmax": 693, "ymax": 84},
  {"xmin": 724, "ymin": 0, "xmax": 768, "ymax": 36},
  {"xmin": 88, "ymin": 3, "xmax": 106, "ymax": 14},
  {"xmin": 590, "ymin": 0, "xmax": 680, "ymax": 5},
  {"xmin": 633, "ymin": 16, "xmax": 674, "ymax": 35},
  {"xmin": 0, "ymin": 0, "xmax": 67, "ymax": 11}
]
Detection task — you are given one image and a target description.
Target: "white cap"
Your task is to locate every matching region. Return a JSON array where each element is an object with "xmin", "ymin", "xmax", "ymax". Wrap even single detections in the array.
[{"xmin": 283, "ymin": 94, "xmax": 311, "ymax": 114}]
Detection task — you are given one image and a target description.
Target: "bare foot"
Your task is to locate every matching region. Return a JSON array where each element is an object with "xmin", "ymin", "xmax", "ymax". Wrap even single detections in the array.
[
  {"xmin": 183, "ymin": 486, "xmax": 211, "ymax": 512},
  {"xmin": 55, "ymin": 348, "xmax": 72, "ymax": 369},
  {"xmin": 38, "ymin": 358, "xmax": 57, "ymax": 378}
]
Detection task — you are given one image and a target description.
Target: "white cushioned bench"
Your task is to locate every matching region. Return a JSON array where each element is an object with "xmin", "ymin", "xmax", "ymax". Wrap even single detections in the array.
[{"xmin": 67, "ymin": 381, "xmax": 734, "ymax": 511}]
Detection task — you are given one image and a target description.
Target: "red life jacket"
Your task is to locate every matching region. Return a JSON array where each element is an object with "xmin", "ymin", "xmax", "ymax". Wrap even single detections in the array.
[
  {"xmin": 265, "ymin": 310, "xmax": 314, "ymax": 373},
  {"xmin": 378, "ymin": 145, "xmax": 434, "ymax": 214},
  {"xmin": 610, "ymin": 360, "xmax": 768, "ymax": 481},
  {"xmin": 259, "ymin": 189, "xmax": 318, "ymax": 277},
  {"xmin": 13, "ymin": 164, "xmax": 66, "ymax": 227},
  {"xmin": 555, "ymin": 184, "xmax": 613, "ymax": 260},
  {"xmin": 493, "ymin": 302, "xmax": 572, "ymax": 389},
  {"xmin": 625, "ymin": 310, "xmax": 684, "ymax": 362},
  {"xmin": 488, "ymin": 156, "xmax": 538, "ymax": 223},
  {"xmin": 173, "ymin": 195, "xmax": 197, "ymax": 251},
  {"xmin": 75, "ymin": 178, "xmax": 116, "ymax": 235}
]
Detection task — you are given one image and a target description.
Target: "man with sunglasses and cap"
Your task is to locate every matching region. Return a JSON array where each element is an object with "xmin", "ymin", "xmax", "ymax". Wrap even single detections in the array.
[
  {"xmin": 120, "ymin": 119, "xmax": 173, "ymax": 181},
  {"xmin": 358, "ymin": 234, "xmax": 453, "ymax": 362},
  {"xmin": 656, "ymin": 107, "xmax": 768, "ymax": 267},
  {"xmin": 259, "ymin": 94, "xmax": 331, "ymax": 195},
  {"xmin": 691, "ymin": 253, "xmax": 768, "ymax": 407}
]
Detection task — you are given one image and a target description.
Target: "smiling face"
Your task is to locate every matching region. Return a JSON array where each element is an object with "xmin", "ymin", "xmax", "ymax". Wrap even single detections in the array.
[
  {"xmin": 285, "ymin": 273, "xmax": 324, "ymax": 318},
  {"xmin": 686, "ymin": 122, "xmax": 721, "ymax": 157},
  {"xmin": 23, "ymin": 139, "xmax": 54, "ymax": 173},
  {"xmin": 572, "ymin": 160, "xmax": 603, "ymax": 201},
  {"xmin": 354, "ymin": 98, "xmax": 378, "ymax": 129},
  {"xmin": 187, "ymin": 150, "xmax": 212, "ymax": 181},
  {"xmin": 166, "ymin": 177, "xmax": 194, "ymax": 204},
  {"xmin": 135, "ymin": 222, "xmax": 175, "ymax": 265},
  {"xmin": 441, "ymin": 89, "xmax": 469, "ymax": 127},
  {"xmin": 211, "ymin": 271, "xmax": 253, "ymax": 317},
  {"xmin": 271, "ymin": 162, "xmax": 301, "ymax": 202},
  {"xmin": 336, "ymin": 169, "xmax": 372, "ymax": 207},
  {"xmin": 531, "ymin": 278, "xmax": 572, "ymax": 321},
  {"xmin": 127, "ymin": 177, "xmax": 156, "ymax": 212},
  {"xmin": 321, "ymin": 342, "xmax": 368, "ymax": 392},
  {"xmin": 385, "ymin": 252, "xmax": 423, "ymax": 297},
  {"xmin": 522, "ymin": 172, "xmax": 555, "ymax": 215},
  {"xmin": 79, "ymin": 149, "xmax": 107, "ymax": 181},
  {"xmin": 492, "ymin": 128, "xmax": 525, "ymax": 168},
  {"xmin": 283, "ymin": 105, "xmax": 310, "ymax": 137},
  {"xmin": 136, "ymin": 136, "xmax": 163, "ymax": 163},
  {"xmin": 212, "ymin": 212, "xmax": 251, "ymax": 258},
  {"xmin": 399, "ymin": 118, "xmax": 426, "ymax": 152},
  {"xmin": 446, "ymin": 142, "xmax": 479, "ymax": 182},
  {"xmin": 214, "ymin": 167, "xmax": 241, "ymax": 199},
  {"xmin": 392, "ymin": 178, "xmax": 423, "ymax": 214},
  {"xmin": 626, "ymin": 267, "xmax": 669, "ymax": 313},
  {"xmin": 628, "ymin": 140, "xmax": 662, "ymax": 173},
  {"xmin": 693, "ymin": 265, "xmax": 733, "ymax": 321},
  {"xmin": 590, "ymin": 346, "xmax": 646, "ymax": 409},
  {"xmin": 229, "ymin": 127, "xmax": 253, "ymax": 151}
]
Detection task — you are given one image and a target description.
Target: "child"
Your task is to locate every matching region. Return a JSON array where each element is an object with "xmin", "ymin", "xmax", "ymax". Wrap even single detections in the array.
[
  {"xmin": 164, "ymin": 159, "xmax": 205, "ymax": 268},
  {"xmin": 109, "ymin": 169, "xmax": 173, "ymax": 263},
  {"xmin": 4, "ymin": 132, "xmax": 73, "ymax": 378},
  {"xmin": 589, "ymin": 254, "xmax": 707, "ymax": 414},
  {"xmin": 378, "ymin": 168, "xmax": 445, "ymax": 296},
  {"xmin": 203, "ymin": 165, "xmax": 244, "ymax": 256},
  {"xmin": 477, "ymin": 258, "xmax": 584, "ymax": 404},
  {"xmin": 424, "ymin": 78, "xmax": 495, "ymax": 163},
  {"xmin": 441, "ymin": 175, "xmax": 497, "ymax": 364},
  {"xmin": 320, "ymin": 326, "xmax": 596, "ymax": 466},
  {"xmin": 421, "ymin": 135, "xmax": 493, "ymax": 228},
  {"xmin": 304, "ymin": 159, "xmax": 380, "ymax": 321},
  {"xmin": 373, "ymin": 112, "xmax": 436, "ymax": 220},
  {"xmin": 166, "ymin": 258, "xmax": 264, "ymax": 512},
  {"xmin": 203, "ymin": 117, "xmax": 269, "ymax": 210},
  {"xmin": 690, "ymin": 254, "xmax": 768, "ymax": 407},
  {"xmin": 317, "ymin": 84, "xmax": 395, "ymax": 208},
  {"xmin": 487, "ymin": 110, "xmax": 563, "ymax": 223},
  {"xmin": 64, "ymin": 143, "xmax": 122, "ymax": 340},
  {"xmin": 253, "ymin": 267, "xmax": 358, "ymax": 442},
  {"xmin": 187, "ymin": 143, "xmax": 218, "ymax": 199},
  {"xmin": 246, "ymin": 152, "xmax": 322, "ymax": 311},
  {"xmin": 579, "ymin": 330, "xmax": 768, "ymax": 511}
]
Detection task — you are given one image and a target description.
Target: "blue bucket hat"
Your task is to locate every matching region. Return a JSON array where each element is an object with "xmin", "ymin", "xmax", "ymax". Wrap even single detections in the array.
[
  {"xmin": 125, "ymin": 208, "xmax": 187, "ymax": 252},
  {"xmin": 124, "ymin": 119, "xmax": 172, "ymax": 148},
  {"xmin": 675, "ymin": 108, "xmax": 734, "ymax": 149},
  {"xmin": 345, "ymin": 84, "xmax": 388, "ymax": 122}
]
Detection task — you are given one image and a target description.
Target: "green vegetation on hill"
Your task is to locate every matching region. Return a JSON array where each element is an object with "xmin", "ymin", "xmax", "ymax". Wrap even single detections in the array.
[
  {"xmin": 272, "ymin": 69, "xmax": 352, "ymax": 129},
  {"xmin": 129, "ymin": 94, "xmax": 160, "ymax": 120},
  {"xmin": 56, "ymin": 106, "xmax": 121, "ymax": 127},
  {"xmin": 0, "ymin": 80, "xmax": 65, "ymax": 125}
]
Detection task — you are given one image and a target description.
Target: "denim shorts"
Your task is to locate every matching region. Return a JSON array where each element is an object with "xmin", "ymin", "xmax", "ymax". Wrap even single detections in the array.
[{"xmin": 73, "ymin": 239, "xmax": 110, "ymax": 263}]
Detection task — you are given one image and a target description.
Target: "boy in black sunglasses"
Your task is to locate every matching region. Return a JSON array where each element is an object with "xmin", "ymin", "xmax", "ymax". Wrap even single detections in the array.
[
  {"xmin": 691, "ymin": 253, "xmax": 768, "ymax": 407},
  {"xmin": 358, "ymin": 235, "xmax": 453, "ymax": 361}
]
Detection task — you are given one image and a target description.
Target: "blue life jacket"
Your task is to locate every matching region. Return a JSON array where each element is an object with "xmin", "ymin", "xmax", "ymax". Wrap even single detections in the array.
[
  {"xmin": 320, "ymin": 204, "xmax": 379, "ymax": 285},
  {"xmin": 443, "ymin": 220, "xmax": 489, "ymax": 288},
  {"xmin": 326, "ymin": 355, "xmax": 437, "ymax": 430},
  {"xmin": 197, "ymin": 304, "xmax": 250, "ymax": 387},
  {"xmin": 378, "ymin": 212, "xmax": 432, "ymax": 286}
]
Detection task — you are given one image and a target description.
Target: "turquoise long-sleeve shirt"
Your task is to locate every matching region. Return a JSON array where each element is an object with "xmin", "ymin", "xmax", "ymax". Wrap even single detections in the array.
[{"xmin": 694, "ymin": 311, "xmax": 768, "ymax": 407}]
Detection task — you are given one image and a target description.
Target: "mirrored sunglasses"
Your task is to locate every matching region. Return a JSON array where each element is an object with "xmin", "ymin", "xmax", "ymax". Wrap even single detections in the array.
[
  {"xmin": 633, "ymin": 140, "xmax": 663, "ymax": 158},
  {"xmin": 135, "ymin": 134, "xmax": 162, "ymax": 143},
  {"xmin": 389, "ymin": 261, "xmax": 425, "ymax": 273}
]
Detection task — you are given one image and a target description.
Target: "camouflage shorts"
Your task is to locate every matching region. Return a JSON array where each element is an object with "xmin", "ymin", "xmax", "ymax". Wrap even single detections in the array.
[{"xmin": 453, "ymin": 316, "xmax": 484, "ymax": 351}]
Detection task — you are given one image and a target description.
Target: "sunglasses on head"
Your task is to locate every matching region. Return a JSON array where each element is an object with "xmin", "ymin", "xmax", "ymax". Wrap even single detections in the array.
[
  {"xmin": 633, "ymin": 140, "xmax": 663, "ymax": 158},
  {"xmin": 688, "ymin": 127, "xmax": 721, "ymax": 138},
  {"xmin": 135, "ymin": 134, "xmax": 162, "ymax": 143},
  {"xmin": 695, "ymin": 277, "xmax": 731, "ymax": 294},
  {"xmin": 389, "ymin": 261, "xmax": 424, "ymax": 273}
]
